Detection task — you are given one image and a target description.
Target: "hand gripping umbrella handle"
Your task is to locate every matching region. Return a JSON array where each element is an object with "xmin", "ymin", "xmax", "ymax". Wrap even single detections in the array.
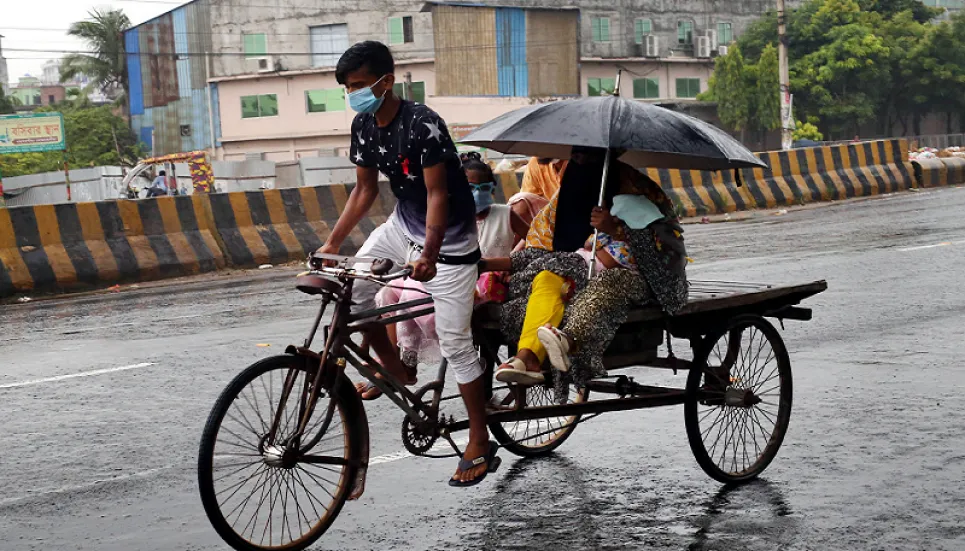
[
  {"xmin": 588, "ymin": 70, "xmax": 621, "ymax": 281},
  {"xmin": 588, "ymin": 147, "xmax": 614, "ymax": 280}
]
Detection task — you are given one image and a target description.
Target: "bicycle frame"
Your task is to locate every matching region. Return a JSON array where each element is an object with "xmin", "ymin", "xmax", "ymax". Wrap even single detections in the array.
[{"xmin": 268, "ymin": 267, "xmax": 450, "ymax": 450}]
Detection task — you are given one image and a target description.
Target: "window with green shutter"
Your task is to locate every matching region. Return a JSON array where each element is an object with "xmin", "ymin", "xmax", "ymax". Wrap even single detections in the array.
[
  {"xmin": 591, "ymin": 17, "xmax": 611, "ymax": 42},
  {"xmin": 634, "ymin": 19, "xmax": 652, "ymax": 44},
  {"xmin": 241, "ymin": 94, "xmax": 279, "ymax": 118},
  {"xmin": 243, "ymin": 33, "xmax": 267, "ymax": 57},
  {"xmin": 717, "ymin": 22, "xmax": 733, "ymax": 45},
  {"xmin": 677, "ymin": 21, "xmax": 693, "ymax": 45},
  {"xmin": 306, "ymin": 88, "xmax": 346, "ymax": 113},
  {"xmin": 388, "ymin": 16, "xmax": 414, "ymax": 45},
  {"xmin": 393, "ymin": 81, "xmax": 426, "ymax": 103},
  {"xmin": 588, "ymin": 77, "xmax": 616, "ymax": 97},
  {"xmin": 675, "ymin": 78, "xmax": 701, "ymax": 98},
  {"xmin": 633, "ymin": 78, "xmax": 659, "ymax": 99}
]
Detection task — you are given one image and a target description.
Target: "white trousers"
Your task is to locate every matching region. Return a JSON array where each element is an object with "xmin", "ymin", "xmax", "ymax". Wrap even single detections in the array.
[{"xmin": 353, "ymin": 215, "xmax": 482, "ymax": 384}]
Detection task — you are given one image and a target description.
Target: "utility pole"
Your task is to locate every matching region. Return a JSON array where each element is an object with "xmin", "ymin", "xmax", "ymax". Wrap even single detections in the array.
[
  {"xmin": 404, "ymin": 71, "xmax": 413, "ymax": 101},
  {"xmin": 777, "ymin": 0, "xmax": 793, "ymax": 150}
]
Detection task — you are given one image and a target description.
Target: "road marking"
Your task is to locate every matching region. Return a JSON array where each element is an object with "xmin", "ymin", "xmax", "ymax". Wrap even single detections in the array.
[
  {"xmin": 899, "ymin": 239, "xmax": 965, "ymax": 252},
  {"xmin": 0, "ymin": 363, "xmax": 157, "ymax": 390}
]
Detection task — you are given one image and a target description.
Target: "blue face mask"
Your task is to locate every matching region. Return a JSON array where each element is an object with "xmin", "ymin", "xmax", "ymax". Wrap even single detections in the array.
[
  {"xmin": 348, "ymin": 76, "xmax": 388, "ymax": 114},
  {"xmin": 471, "ymin": 182, "xmax": 496, "ymax": 213}
]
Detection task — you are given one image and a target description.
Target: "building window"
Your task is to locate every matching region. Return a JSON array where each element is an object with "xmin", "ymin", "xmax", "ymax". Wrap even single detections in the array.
[
  {"xmin": 588, "ymin": 77, "xmax": 616, "ymax": 97},
  {"xmin": 48, "ymin": 95, "xmax": 56, "ymax": 105},
  {"xmin": 633, "ymin": 78, "xmax": 659, "ymax": 99},
  {"xmin": 393, "ymin": 81, "xmax": 426, "ymax": 103},
  {"xmin": 634, "ymin": 19, "xmax": 653, "ymax": 44},
  {"xmin": 310, "ymin": 24, "xmax": 349, "ymax": 68},
  {"xmin": 306, "ymin": 88, "xmax": 346, "ymax": 113},
  {"xmin": 718, "ymin": 22, "xmax": 733, "ymax": 44},
  {"xmin": 591, "ymin": 17, "xmax": 611, "ymax": 42},
  {"xmin": 389, "ymin": 16, "xmax": 414, "ymax": 45},
  {"xmin": 675, "ymin": 78, "xmax": 701, "ymax": 98},
  {"xmin": 677, "ymin": 21, "xmax": 694, "ymax": 45},
  {"xmin": 241, "ymin": 94, "xmax": 279, "ymax": 118},
  {"xmin": 244, "ymin": 33, "xmax": 267, "ymax": 58}
]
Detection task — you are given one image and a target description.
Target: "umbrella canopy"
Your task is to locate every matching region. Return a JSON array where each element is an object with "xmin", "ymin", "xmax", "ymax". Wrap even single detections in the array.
[{"xmin": 460, "ymin": 96, "xmax": 766, "ymax": 171}]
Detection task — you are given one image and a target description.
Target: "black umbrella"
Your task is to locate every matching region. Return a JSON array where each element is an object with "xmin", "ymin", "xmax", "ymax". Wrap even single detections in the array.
[
  {"xmin": 460, "ymin": 91, "xmax": 766, "ymax": 172},
  {"xmin": 462, "ymin": 71, "xmax": 766, "ymax": 277}
]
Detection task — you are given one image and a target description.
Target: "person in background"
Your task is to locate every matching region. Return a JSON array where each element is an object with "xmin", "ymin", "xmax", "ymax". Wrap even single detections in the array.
[
  {"xmin": 147, "ymin": 170, "xmax": 168, "ymax": 197},
  {"xmin": 520, "ymin": 157, "xmax": 567, "ymax": 198},
  {"xmin": 507, "ymin": 157, "xmax": 568, "ymax": 227}
]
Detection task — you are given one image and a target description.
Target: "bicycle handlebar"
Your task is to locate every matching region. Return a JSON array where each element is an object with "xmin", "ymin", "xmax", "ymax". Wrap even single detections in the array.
[{"xmin": 306, "ymin": 253, "xmax": 413, "ymax": 283}]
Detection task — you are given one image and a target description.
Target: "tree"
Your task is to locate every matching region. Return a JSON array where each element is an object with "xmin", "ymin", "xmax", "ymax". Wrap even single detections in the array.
[
  {"xmin": 0, "ymin": 104, "xmax": 142, "ymax": 178},
  {"xmin": 713, "ymin": 45, "xmax": 752, "ymax": 141},
  {"xmin": 0, "ymin": 88, "xmax": 16, "ymax": 114},
  {"xmin": 914, "ymin": 13, "xmax": 965, "ymax": 133},
  {"xmin": 60, "ymin": 9, "xmax": 130, "ymax": 101},
  {"xmin": 755, "ymin": 44, "xmax": 782, "ymax": 143}
]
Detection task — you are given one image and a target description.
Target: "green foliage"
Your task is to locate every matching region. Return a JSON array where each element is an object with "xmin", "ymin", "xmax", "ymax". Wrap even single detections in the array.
[
  {"xmin": 0, "ymin": 88, "xmax": 16, "ymax": 114},
  {"xmin": 724, "ymin": 0, "xmax": 965, "ymax": 140},
  {"xmin": 0, "ymin": 104, "xmax": 142, "ymax": 177},
  {"xmin": 793, "ymin": 120, "xmax": 824, "ymax": 141},
  {"xmin": 60, "ymin": 8, "xmax": 130, "ymax": 99},
  {"xmin": 756, "ymin": 44, "xmax": 782, "ymax": 133},
  {"xmin": 714, "ymin": 45, "xmax": 752, "ymax": 132}
]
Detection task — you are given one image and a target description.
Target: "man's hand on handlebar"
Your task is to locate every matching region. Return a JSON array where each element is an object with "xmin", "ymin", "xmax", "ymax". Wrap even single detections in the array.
[
  {"xmin": 314, "ymin": 242, "xmax": 340, "ymax": 267},
  {"xmin": 409, "ymin": 256, "xmax": 437, "ymax": 282}
]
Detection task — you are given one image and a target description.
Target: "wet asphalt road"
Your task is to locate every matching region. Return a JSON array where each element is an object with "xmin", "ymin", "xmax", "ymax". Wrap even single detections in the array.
[{"xmin": 2, "ymin": 187, "xmax": 965, "ymax": 551}]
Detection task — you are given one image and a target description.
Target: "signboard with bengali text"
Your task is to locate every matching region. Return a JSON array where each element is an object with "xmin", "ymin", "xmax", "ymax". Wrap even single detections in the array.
[{"xmin": 0, "ymin": 112, "xmax": 66, "ymax": 154}]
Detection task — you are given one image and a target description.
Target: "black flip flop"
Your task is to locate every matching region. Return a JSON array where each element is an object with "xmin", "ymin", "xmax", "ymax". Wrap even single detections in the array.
[{"xmin": 448, "ymin": 441, "xmax": 501, "ymax": 488}]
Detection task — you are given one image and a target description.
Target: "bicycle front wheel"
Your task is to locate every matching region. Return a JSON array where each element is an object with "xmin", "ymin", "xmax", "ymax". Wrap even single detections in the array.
[{"xmin": 198, "ymin": 355, "xmax": 362, "ymax": 551}]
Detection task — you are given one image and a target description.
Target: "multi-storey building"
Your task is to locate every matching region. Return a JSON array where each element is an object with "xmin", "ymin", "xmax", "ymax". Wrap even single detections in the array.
[{"xmin": 127, "ymin": 0, "xmax": 788, "ymax": 160}]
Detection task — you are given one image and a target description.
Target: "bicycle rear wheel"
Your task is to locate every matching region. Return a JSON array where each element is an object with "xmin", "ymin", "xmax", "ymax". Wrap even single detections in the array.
[
  {"xmin": 198, "ymin": 355, "xmax": 362, "ymax": 551},
  {"xmin": 483, "ymin": 344, "xmax": 589, "ymax": 457}
]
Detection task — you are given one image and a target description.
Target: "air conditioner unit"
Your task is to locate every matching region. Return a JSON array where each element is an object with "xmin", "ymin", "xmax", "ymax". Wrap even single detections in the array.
[
  {"xmin": 645, "ymin": 35, "xmax": 660, "ymax": 58},
  {"xmin": 258, "ymin": 56, "xmax": 275, "ymax": 73},
  {"xmin": 705, "ymin": 29, "xmax": 719, "ymax": 52},
  {"xmin": 632, "ymin": 42, "xmax": 646, "ymax": 57},
  {"xmin": 244, "ymin": 56, "xmax": 274, "ymax": 73},
  {"xmin": 244, "ymin": 57, "xmax": 270, "ymax": 74},
  {"xmin": 717, "ymin": 45, "xmax": 729, "ymax": 56},
  {"xmin": 696, "ymin": 36, "xmax": 712, "ymax": 59}
]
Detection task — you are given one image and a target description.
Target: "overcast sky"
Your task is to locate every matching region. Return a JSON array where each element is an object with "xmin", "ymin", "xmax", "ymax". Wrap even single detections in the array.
[{"xmin": 2, "ymin": 0, "xmax": 179, "ymax": 85}]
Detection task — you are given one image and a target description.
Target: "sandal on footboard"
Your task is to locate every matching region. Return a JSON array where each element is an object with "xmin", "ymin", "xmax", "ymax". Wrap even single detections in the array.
[
  {"xmin": 494, "ymin": 357, "xmax": 545, "ymax": 385},
  {"xmin": 448, "ymin": 441, "xmax": 501, "ymax": 488}
]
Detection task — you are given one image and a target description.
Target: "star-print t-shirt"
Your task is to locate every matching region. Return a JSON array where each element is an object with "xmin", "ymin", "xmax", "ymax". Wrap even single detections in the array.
[{"xmin": 350, "ymin": 101, "xmax": 478, "ymax": 256}]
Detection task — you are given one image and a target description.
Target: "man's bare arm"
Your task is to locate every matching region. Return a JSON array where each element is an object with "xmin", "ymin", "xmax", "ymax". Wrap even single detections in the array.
[
  {"xmin": 321, "ymin": 166, "xmax": 380, "ymax": 250},
  {"xmin": 421, "ymin": 163, "xmax": 449, "ymax": 264}
]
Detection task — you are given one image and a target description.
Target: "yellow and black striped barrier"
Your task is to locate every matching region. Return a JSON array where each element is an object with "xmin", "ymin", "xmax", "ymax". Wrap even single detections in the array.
[
  {"xmin": 939, "ymin": 157, "xmax": 965, "ymax": 186},
  {"xmin": 497, "ymin": 140, "xmax": 913, "ymax": 218},
  {"xmin": 205, "ymin": 183, "xmax": 394, "ymax": 267},
  {"xmin": 0, "ymin": 140, "xmax": 919, "ymax": 298},
  {"xmin": 0, "ymin": 195, "xmax": 224, "ymax": 297},
  {"xmin": 913, "ymin": 158, "xmax": 947, "ymax": 188}
]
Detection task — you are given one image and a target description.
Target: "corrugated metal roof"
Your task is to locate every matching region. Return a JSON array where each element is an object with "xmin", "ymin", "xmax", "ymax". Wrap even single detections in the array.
[{"xmin": 420, "ymin": 1, "xmax": 579, "ymax": 12}]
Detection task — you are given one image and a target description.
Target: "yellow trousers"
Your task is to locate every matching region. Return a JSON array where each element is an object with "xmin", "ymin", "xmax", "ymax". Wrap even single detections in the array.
[{"xmin": 518, "ymin": 271, "xmax": 567, "ymax": 362}]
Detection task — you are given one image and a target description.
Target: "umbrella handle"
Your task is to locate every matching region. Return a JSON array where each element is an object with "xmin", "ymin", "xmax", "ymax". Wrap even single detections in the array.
[{"xmin": 587, "ymin": 148, "xmax": 614, "ymax": 280}]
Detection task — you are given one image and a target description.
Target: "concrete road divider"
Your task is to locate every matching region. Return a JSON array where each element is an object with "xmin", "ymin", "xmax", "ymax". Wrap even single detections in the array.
[
  {"xmin": 0, "ymin": 195, "xmax": 225, "ymax": 297},
  {"xmin": 912, "ymin": 158, "xmax": 947, "ymax": 188},
  {"xmin": 940, "ymin": 157, "xmax": 965, "ymax": 186},
  {"xmin": 206, "ymin": 183, "xmax": 395, "ymax": 267},
  {"xmin": 499, "ymin": 140, "xmax": 913, "ymax": 217},
  {"xmin": 0, "ymin": 140, "xmax": 920, "ymax": 298}
]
